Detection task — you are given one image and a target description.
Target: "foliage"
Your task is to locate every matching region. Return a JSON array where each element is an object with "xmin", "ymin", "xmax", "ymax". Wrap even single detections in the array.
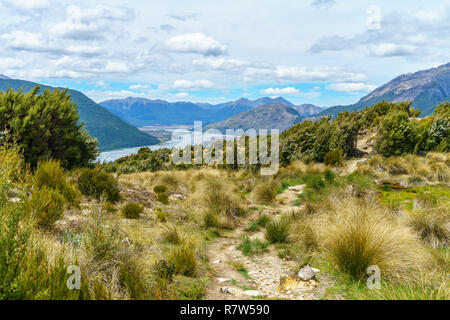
[
  {"xmin": 265, "ymin": 219, "xmax": 290, "ymax": 244},
  {"xmin": 238, "ymin": 236, "xmax": 268, "ymax": 256},
  {"xmin": 121, "ymin": 203, "xmax": 144, "ymax": 219},
  {"xmin": 0, "ymin": 86, "xmax": 98, "ymax": 169},
  {"xmin": 167, "ymin": 244, "xmax": 197, "ymax": 277},
  {"xmin": 77, "ymin": 168, "xmax": 121, "ymax": 203},
  {"xmin": 27, "ymin": 186, "xmax": 65, "ymax": 229},
  {"xmin": 154, "ymin": 185, "xmax": 168, "ymax": 194},
  {"xmin": 324, "ymin": 149, "xmax": 344, "ymax": 166}
]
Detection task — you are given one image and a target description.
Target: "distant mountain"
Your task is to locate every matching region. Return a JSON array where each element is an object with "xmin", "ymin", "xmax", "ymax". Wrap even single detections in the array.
[
  {"xmin": 100, "ymin": 96, "xmax": 312, "ymax": 127},
  {"xmin": 0, "ymin": 74, "xmax": 9, "ymax": 80},
  {"xmin": 0, "ymin": 78, "xmax": 159, "ymax": 151},
  {"xmin": 293, "ymin": 104, "xmax": 323, "ymax": 116},
  {"xmin": 203, "ymin": 103, "xmax": 303, "ymax": 132},
  {"xmin": 318, "ymin": 62, "xmax": 450, "ymax": 118}
]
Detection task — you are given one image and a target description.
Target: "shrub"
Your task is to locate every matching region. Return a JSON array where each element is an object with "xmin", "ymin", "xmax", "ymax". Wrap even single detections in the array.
[
  {"xmin": 156, "ymin": 192, "xmax": 169, "ymax": 204},
  {"xmin": 34, "ymin": 160, "xmax": 81, "ymax": 208},
  {"xmin": 77, "ymin": 168, "xmax": 121, "ymax": 203},
  {"xmin": 375, "ymin": 111, "xmax": 417, "ymax": 156},
  {"xmin": 0, "ymin": 86, "xmax": 98, "ymax": 169},
  {"xmin": 162, "ymin": 225, "xmax": 186, "ymax": 245},
  {"xmin": 154, "ymin": 185, "xmax": 168, "ymax": 194},
  {"xmin": 155, "ymin": 209, "xmax": 167, "ymax": 222},
  {"xmin": 265, "ymin": 219, "xmax": 290, "ymax": 243},
  {"xmin": 103, "ymin": 201, "xmax": 116, "ymax": 213},
  {"xmin": 324, "ymin": 149, "xmax": 344, "ymax": 166},
  {"xmin": 306, "ymin": 174, "xmax": 325, "ymax": 191},
  {"xmin": 167, "ymin": 245, "xmax": 197, "ymax": 277},
  {"xmin": 28, "ymin": 187, "xmax": 65, "ymax": 229},
  {"xmin": 121, "ymin": 203, "xmax": 144, "ymax": 219}
]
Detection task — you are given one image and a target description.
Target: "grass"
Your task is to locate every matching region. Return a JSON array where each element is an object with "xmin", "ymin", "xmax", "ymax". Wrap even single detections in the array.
[
  {"xmin": 265, "ymin": 219, "xmax": 290, "ymax": 244},
  {"xmin": 245, "ymin": 214, "xmax": 270, "ymax": 232},
  {"xmin": 238, "ymin": 236, "xmax": 269, "ymax": 256},
  {"xmin": 121, "ymin": 202, "xmax": 144, "ymax": 219},
  {"xmin": 167, "ymin": 244, "xmax": 197, "ymax": 277}
]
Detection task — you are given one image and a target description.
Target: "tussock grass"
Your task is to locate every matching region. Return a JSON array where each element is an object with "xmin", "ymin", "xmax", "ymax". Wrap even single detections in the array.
[
  {"xmin": 265, "ymin": 218, "xmax": 290, "ymax": 244},
  {"xmin": 253, "ymin": 179, "xmax": 280, "ymax": 204},
  {"xmin": 319, "ymin": 199, "xmax": 430, "ymax": 283}
]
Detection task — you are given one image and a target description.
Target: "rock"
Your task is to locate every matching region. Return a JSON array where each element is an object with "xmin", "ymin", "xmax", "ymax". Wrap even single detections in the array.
[
  {"xmin": 297, "ymin": 265, "xmax": 316, "ymax": 281},
  {"xmin": 9, "ymin": 198, "xmax": 20, "ymax": 203},
  {"xmin": 168, "ymin": 192, "xmax": 186, "ymax": 201},
  {"xmin": 311, "ymin": 267, "xmax": 320, "ymax": 274},
  {"xmin": 243, "ymin": 290, "xmax": 262, "ymax": 297},
  {"xmin": 213, "ymin": 259, "xmax": 222, "ymax": 264},
  {"xmin": 218, "ymin": 277, "xmax": 232, "ymax": 284},
  {"xmin": 220, "ymin": 287, "xmax": 231, "ymax": 294}
]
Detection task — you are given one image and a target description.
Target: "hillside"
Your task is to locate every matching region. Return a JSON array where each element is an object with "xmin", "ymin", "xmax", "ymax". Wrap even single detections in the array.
[
  {"xmin": 100, "ymin": 96, "xmax": 312, "ymax": 127},
  {"xmin": 203, "ymin": 103, "xmax": 303, "ymax": 132},
  {"xmin": 318, "ymin": 62, "xmax": 450, "ymax": 118},
  {"xmin": 0, "ymin": 78, "xmax": 159, "ymax": 151},
  {"xmin": 294, "ymin": 104, "xmax": 323, "ymax": 116}
]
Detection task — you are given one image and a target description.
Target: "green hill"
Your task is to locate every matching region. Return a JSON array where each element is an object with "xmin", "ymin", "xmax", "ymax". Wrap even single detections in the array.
[{"xmin": 0, "ymin": 78, "xmax": 159, "ymax": 151}]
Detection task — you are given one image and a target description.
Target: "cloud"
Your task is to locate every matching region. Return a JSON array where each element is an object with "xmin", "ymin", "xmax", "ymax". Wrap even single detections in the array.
[
  {"xmin": 165, "ymin": 33, "xmax": 228, "ymax": 56},
  {"xmin": 261, "ymin": 87, "xmax": 300, "ymax": 95},
  {"xmin": 167, "ymin": 14, "xmax": 197, "ymax": 22},
  {"xmin": 3, "ymin": 0, "xmax": 50, "ymax": 12},
  {"xmin": 173, "ymin": 79, "xmax": 214, "ymax": 90},
  {"xmin": 129, "ymin": 84, "xmax": 151, "ymax": 90},
  {"xmin": 368, "ymin": 43, "xmax": 417, "ymax": 57},
  {"xmin": 52, "ymin": 4, "xmax": 135, "ymax": 41},
  {"xmin": 94, "ymin": 80, "xmax": 109, "ymax": 88},
  {"xmin": 160, "ymin": 24, "xmax": 175, "ymax": 32},
  {"xmin": 311, "ymin": 0, "xmax": 336, "ymax": 9},
  {"xmin": 326, "ymin": 82, "xmax": 377, "ymax": 93}
]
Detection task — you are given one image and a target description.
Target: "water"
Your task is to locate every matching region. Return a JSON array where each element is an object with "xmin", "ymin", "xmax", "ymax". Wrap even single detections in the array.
[{"xmin": 98, "ymin": 129, "xmax": 238, "ymax": 162}]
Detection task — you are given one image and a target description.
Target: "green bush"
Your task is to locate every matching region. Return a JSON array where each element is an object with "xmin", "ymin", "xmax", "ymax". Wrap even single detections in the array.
[
  {"xmin": 154, "ymin": 185, "xmax": 168, "ymax": 194},
  {"xmin": 121, "ymin": 203, "xmax": 144, "ymax": 219},
  {"xmin": 77, "ymin": 168, "xmax": 121, "ymax": 203},
  {"xmin": 0, "ymin": 86, "xmax": 98, "ymax": 169},
  {"xmin": 265, "ymin": 219, "xmax": 290, "ymax": 243},
  {"xmin": 375, "ymin": 112, "xmax": 417, "ymax": 156},
  {"xmin": 28, "ymin": 187, "xmax": 65, "ymax": 229},
  {"xmin": 324, "ymin": 149, "xmax": 344, "ymax": 166},
  {"xmin": 156, "ymin": 192, "xmax": 169, "ymax": 204},
  {"xmin": 167, "ymin": 245, "xmax": 197, "ymax": 277},
  {"xmin": 34, "ymin": 159, "xmax": 80, "ymax": 207}
]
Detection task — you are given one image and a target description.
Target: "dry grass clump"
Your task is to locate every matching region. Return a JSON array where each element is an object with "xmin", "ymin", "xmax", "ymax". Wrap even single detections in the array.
[
  {"xmin": 161, "ymin": 224, "xmax": 187, "ymax": 245},
  {"xmin": 167, "ymin": 244, "xmax": 197, "ymax": 277},
  {"xmin": 318, "ymin": 198, "xmax": 430, "ymax": 283},
  {"xmin": 253, "ymin": 179, "xmax": 280, "ymax": 204}
]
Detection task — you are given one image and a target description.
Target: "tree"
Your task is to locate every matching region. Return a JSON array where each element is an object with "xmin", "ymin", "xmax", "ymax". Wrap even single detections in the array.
[
  {"xmin": 0, "ymin": 86, "xmax": 98, "ymax": 169},
  {"xmin": 426, "ymin": 102, "xmax": 450, "ymax": 152},
  {"xmin": 374, "ymin": 111, "xmax": 417, "ymax": 156}
]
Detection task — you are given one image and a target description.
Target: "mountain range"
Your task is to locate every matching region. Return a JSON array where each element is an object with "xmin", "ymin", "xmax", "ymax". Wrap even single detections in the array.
[
  {"xmin": 0, "ymin": 78, "xmax": 159, "ymax": 151},
  {"xmin": 204, "ymin": 103, "xmax": 303, "ymax": 132},
  {"xmin": 100, "ymin": 97, "xmax": 322, "ymax": 127},
  {"xmin": 318, "ymin": 62, "xmax": 450, "ymax": 118}
]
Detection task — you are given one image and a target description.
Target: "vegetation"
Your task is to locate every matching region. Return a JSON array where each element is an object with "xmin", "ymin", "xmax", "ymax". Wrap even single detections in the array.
[
  {"xmin": 121, "ymin": 203, "xmax": 144, "ymax": 219},
  {"xmin": 77, "ymin": 168, "xmax": 121, "ymax": 203}
]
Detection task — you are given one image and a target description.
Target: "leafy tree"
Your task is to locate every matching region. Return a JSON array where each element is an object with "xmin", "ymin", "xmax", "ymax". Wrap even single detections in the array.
[
  {"xmin": 0, "ymin": 86, "xmax": 98, "ymax": 169},
  {"xmin": 426, "ymin": 102, "xmax": 450, "ymax": 152},
  {"xmin": 375, "ymin": 111, "xmax": 417, "ymax": 156}
]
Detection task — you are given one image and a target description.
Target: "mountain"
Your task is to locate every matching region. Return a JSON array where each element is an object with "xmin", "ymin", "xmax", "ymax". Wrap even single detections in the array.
[
  {"xmin": 0, "ymin": 74, "xmax": 9, "ymax": 80},
  {"xmin": 318, "ymin": 62, "xmax": 450, "ymax": 118},
  {"xmin": 100, "ymin": 96, "xmax": 307, "ymax": 127},
  {"xmin": 293, "ymin": 104, "xmax": 323, "ymax": 116},
  {"xmin": 203, "ymin": 103, "xmax": 303, "ymax": 132},
  {"xmin": 0, "ymin": 78, "xmax": 159, "ymax": 151}
]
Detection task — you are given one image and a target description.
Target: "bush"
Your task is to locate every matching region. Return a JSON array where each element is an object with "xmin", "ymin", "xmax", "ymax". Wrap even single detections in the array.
[
  {"xmin": 156, "ymin": 192, "xmax": 169, "ymax": 204},
  {"xmin": 167, "ymin": 245, "xmax": 197, "ymax": 277},
  {"xmin": 0, "ymin": 86, "xmax": 98, "ymax": 169},
  {"xmin": 375, "ymin": 112, "xmax": 417, "ymax": 156},
  {"xmin": 324, "ymin": 149, "xmax": 344, "ymax": 166},
  {"xmin": 155, "ymin": 208, "xmax": 167, "ymax": 222},
  {"xmin": 77, "ymin": 168, "xmax": 121, "ymax": 203},
  {"xmin": 121, "ymin": 203, "xmax": 144, "ymax": 219},
  {"xmin": 34, "ymin": 160, "xmax": 80, "ymax": 207},
  {"xmin": 265, "ymin": 219, "xmax": 290, "ymax": 243},
  {"xmin": 154, "ymin": 185, "xmax": 168, "ymax": 194},
  {"xmin": 28, "ymin": 187, "xmax": 65, "ymax": 229}
]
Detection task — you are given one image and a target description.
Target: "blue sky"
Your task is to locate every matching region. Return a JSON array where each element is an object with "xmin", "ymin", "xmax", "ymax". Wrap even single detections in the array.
[{"xmin": 1, "ymin": 0, "xmax": 450, "ymax": 107}]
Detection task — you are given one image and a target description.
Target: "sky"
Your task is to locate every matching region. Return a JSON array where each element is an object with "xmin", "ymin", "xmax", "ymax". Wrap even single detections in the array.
[{"xmin": 1, "ymin": 0, "xmax": 450, "ymax": 107}]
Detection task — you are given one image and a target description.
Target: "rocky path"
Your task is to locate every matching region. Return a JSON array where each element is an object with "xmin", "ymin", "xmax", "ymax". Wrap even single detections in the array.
[{"xmin": 205, "ymin": 185, "xmax": 332, "ymax": 300}]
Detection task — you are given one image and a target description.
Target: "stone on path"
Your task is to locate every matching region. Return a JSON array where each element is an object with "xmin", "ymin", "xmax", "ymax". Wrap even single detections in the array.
[
  {"xmin": 243, "ymin": 290, "xmax": 263, "ymax": 297},
  {"xmin": 297, "ymin": 265, "xmax": 317, "ymax": 281}
]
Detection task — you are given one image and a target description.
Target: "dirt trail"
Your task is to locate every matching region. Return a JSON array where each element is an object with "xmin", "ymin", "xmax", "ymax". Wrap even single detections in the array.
[{"xmin": 205, "ymin": 185, "xmax": 331, "ymax": 300}]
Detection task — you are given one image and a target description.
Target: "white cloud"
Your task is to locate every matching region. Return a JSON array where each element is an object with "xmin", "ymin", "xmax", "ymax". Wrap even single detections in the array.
[
  {"xmin": 311, "ymin": 0, "xmax": 336, "ymax": 9},
  {"xmin": 3, "ymin": 0, "xmax": 50, "ymax": 11},
  {"xmin": 326, "ymin": 82, "xmax": 377, "ymax": 93},
  {"xmin": 129, "ymin": 84, "xmax": 151, "ymax": 90},
  {"xmin": 193, "ymin": 57, "xmax": 252, "ymax": 70},
  {"xmin": 94, "ymin": 80, "xmax": 109, "ymax": 88},
  {"xmin": 261, "ymin": 87, "xmax": 300, "ymax": 95},
  {"xmin": 165, "ymin": 33, "xmax": 228, "ymax": 56},
  {"xmin": 368, "ymin": 43, "xmax": 417, "ymax": 57},
  {"xmin": 173, "ymin": 79, "xmax": 214, "ymax": 90}
]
